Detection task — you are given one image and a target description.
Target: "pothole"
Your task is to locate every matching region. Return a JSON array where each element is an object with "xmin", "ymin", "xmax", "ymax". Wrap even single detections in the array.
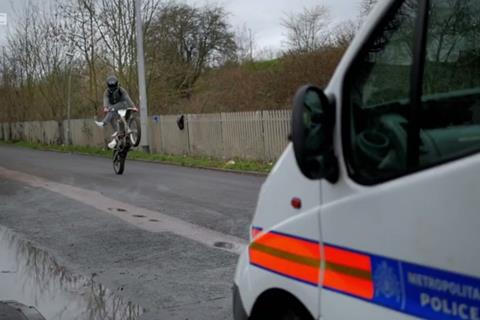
[{"xmin": 214, "ymin": 242, "xmax": 234, "ymax": 250}]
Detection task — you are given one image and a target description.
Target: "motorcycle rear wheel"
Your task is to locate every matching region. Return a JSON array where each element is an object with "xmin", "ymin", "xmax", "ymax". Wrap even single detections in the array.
[{"xmin": 113, "ymin": 150, "xmax": 125, "ymax": 175}]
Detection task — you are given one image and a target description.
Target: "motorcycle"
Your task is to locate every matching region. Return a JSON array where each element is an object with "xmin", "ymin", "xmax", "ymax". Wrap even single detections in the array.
[{"xmin": 110, "ymin": 107, "xmax": 141, "ymax": 175}]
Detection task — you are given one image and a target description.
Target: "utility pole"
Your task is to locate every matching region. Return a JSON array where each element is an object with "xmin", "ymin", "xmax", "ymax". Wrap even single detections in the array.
[
  {"xmin": 1, "ymin": 13, "xmax": 8, "ymax": 127},
  {"xmin": 66, "ymin": 52, "xmax": 74, "ymax": 145},
  {"xmin": 135, "ymin": 0, "xmax": 150, "ymax": 153}
]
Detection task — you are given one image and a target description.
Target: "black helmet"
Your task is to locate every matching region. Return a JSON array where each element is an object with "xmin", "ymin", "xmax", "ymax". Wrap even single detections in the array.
[{"xmin": 106, "ymin": 75, "xmax": 119, "ymax": 92}]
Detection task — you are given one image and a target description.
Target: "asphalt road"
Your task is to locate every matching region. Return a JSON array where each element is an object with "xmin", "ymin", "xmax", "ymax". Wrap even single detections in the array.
[{"xmin": 0, "ymin": 145, "xmax": 265, "ymax": 319}]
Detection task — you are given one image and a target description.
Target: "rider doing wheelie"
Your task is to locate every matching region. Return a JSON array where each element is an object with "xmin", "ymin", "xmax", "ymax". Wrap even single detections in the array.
[{"xmin": 95, "ymin": 75, "xmax": 136, "ymax": 149}]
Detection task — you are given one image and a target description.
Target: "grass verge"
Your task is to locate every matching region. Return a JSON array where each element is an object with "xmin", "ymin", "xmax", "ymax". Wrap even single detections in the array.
[{"xmin": 0, "ymin": 140, "xmax": 273, "ymax": 174}]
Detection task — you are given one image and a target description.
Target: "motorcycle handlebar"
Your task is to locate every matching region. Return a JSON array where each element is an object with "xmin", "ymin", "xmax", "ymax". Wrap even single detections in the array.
[{"xmin": 103, "ymin": 106, "xmax": 138, "ymax": 113}]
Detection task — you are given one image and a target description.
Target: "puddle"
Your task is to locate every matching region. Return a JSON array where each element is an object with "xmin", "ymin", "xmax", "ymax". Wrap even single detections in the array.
[
  {"xmin": 213, "ymin": 242, "xmax": 234, "ymax": 250},
  {"xmin": 0, "ymin": 226, "xmax": 144, "ymax": 320}
]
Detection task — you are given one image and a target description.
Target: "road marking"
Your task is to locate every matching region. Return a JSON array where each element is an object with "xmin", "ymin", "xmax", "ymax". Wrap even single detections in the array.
[{"xmin": 0, "ymin": 166, "xmax": 247, "ymax": 255}]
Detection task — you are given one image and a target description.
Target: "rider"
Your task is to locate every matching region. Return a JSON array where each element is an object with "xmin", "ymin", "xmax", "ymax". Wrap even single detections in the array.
[{"xmin": 95, "ymin": 76, "xmax": 136, "ymax": 149}]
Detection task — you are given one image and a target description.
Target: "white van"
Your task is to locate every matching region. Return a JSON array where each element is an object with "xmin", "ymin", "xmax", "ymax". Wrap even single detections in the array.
[{"xmin": 233, "ymin": 0, "xmax": 480, "ymax": 319}]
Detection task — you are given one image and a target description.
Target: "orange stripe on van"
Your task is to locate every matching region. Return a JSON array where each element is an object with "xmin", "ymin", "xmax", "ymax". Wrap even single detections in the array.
[
  {"xmin": 249, "ymin": 228, "xmax": 321, "ymax": 286},
  {"xmin": 253, "ymin": 230, "xmax": 320, "ymax": 260},
  {"xmin": 324, "ymin": 245, "xmax": 372, "ymax": 272},
  {"xmin": 250, "ymin": 247, "xmax": 320, "ymax": 285},
  {"xmin": 248, "ymin": 229, "xmax": 373, "ymax": 298},
  {"xmin": 323, "ymin": 245, "xmax": 374, "ymax": 300}
]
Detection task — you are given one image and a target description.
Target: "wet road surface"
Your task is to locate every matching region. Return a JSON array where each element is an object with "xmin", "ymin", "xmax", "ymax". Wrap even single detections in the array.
[
  {"xmin": 0, "ymin": 145, "xmax": 265, "ymax": 319},
  {"xmin": 0, "ymin": 226, "xmax": 142, "ymax": 320}
]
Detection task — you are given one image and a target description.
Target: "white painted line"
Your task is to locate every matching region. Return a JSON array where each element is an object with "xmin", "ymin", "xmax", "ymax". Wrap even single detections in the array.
[{"xmin": 0, "ymin": 166, "xmax": 247, "ymax": 255}]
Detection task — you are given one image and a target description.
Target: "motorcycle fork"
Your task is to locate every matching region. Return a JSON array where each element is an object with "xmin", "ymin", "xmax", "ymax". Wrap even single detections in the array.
[{"xmin": 119, "ymin": 113, "xmax": 130, "ymax": 133}]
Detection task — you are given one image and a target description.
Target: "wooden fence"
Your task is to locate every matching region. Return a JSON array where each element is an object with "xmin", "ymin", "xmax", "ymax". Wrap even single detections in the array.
[{"xmin": 0, "ymin": 110, "xmax": 292, "ymax": 161}]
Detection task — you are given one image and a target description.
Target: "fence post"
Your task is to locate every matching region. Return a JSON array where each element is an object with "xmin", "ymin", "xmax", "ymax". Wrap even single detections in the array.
[{"xmin": 186, "ymin": 114, "xmax": 192, "ymax": 155}]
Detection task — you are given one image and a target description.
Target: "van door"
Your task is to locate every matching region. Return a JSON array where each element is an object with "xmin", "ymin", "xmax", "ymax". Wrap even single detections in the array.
[{"xmin": 320, "ymin": 0, "xmax": 480, "ymax": 319}]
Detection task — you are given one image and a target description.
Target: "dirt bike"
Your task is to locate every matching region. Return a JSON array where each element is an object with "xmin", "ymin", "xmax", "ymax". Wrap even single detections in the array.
[{"xmin": 111, "ymin": 107, "xmax": 141, "ymax": 175}]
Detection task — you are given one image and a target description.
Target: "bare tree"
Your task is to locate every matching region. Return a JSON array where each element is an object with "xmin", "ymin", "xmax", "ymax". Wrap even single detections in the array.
[
  {"xmin": 1, "ymin": 0, "xmax": 74, "ymax": 123},
  {"xmin": 60, "ymin": 0, "xmax": 102, "ymax": 112},
  {"xmin": 79, "ymin": 0, "xmax": 161, "ymax": 90},
  {"xmin": 146, "ymin": 3, "xmax": 236, "ymax": 100},
  {"xmin": 83, "ymin": 0, "xmax": 136, "ymax": 87},
  {"xmin": 330, "ymin": 20, "xmax": 360, "ymax": 48},
  {"xmin": 281, "ymin": 5, "xmax": 331, "ymax": 53}
]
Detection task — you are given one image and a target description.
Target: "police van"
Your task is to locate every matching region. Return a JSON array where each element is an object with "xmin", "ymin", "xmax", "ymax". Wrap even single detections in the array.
[{"xmin": 233, "ymin": 0, "xmax": 480, "ymax": 319}]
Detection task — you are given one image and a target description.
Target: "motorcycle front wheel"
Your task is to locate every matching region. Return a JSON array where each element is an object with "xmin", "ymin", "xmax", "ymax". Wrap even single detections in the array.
[
  {"xmin": 113, "ymin": 150, "xmax": 125, "ymax": 175},
  {"xmin": 128, "ymin": 117, "xmax": 142, "ymax": 147}
]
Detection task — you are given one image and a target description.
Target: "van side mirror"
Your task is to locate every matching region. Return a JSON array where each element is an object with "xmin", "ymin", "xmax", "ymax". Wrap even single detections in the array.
[{"xmin": 291, "ymin": 85, "xmax": 339, "ymax": 183}]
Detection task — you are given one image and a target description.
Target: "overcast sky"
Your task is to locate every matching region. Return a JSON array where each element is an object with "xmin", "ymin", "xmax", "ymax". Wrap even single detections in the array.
[
  {"xmin": 187, "ymin": 0, "xmax": 362, "ymax": 52},
  {"xmin": 0, "ymin": 0, "xmax": 362, "ymax": 51}
]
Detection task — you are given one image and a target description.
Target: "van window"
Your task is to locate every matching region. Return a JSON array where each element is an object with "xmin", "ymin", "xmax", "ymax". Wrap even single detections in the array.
[
  {"xmin": 345, "ymin": 0, "xmax": 418, "ymax": 182},
  {"xmin": 420, "ymin": 0, "xmax": 480, "ymax": 165},
  {"xmin": 345, "ymin": 0, "xmax": 480, "ymax": 184}
]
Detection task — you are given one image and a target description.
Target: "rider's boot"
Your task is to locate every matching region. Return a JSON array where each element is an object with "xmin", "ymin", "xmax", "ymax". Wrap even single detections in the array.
[
  {"xmin": 108, "ymin": 132, "xmax": 119, "ymax": 149},
  {"xmin": 95, "ymin": 121, "xmax": 105, "ymax": 127},
  {"xmin": 108, "ymin": 139, "xmax": 117, "ymax": 149}
]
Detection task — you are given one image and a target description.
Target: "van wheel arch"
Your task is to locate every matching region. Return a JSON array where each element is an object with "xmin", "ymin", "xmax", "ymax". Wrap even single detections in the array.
[{"xmin": 250, "ymin": 288, "xmax": 314, "ymax": 320}]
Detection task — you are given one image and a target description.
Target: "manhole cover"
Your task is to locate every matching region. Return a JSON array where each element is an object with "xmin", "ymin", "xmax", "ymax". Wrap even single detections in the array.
[
  {"xmin": 116, "ymin": 208, "xmax": 127, "ymax": 212},
  {"xmin": 133, "ymin": 215, "xmax": 145, "ymax": 218},
  {"xmin": 149, "ymin": 219, "xmax": 159, "ymax": 222},
  {"xmin": 214, "ymin": 242, "xmax": 234, "ymax": 249}
]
